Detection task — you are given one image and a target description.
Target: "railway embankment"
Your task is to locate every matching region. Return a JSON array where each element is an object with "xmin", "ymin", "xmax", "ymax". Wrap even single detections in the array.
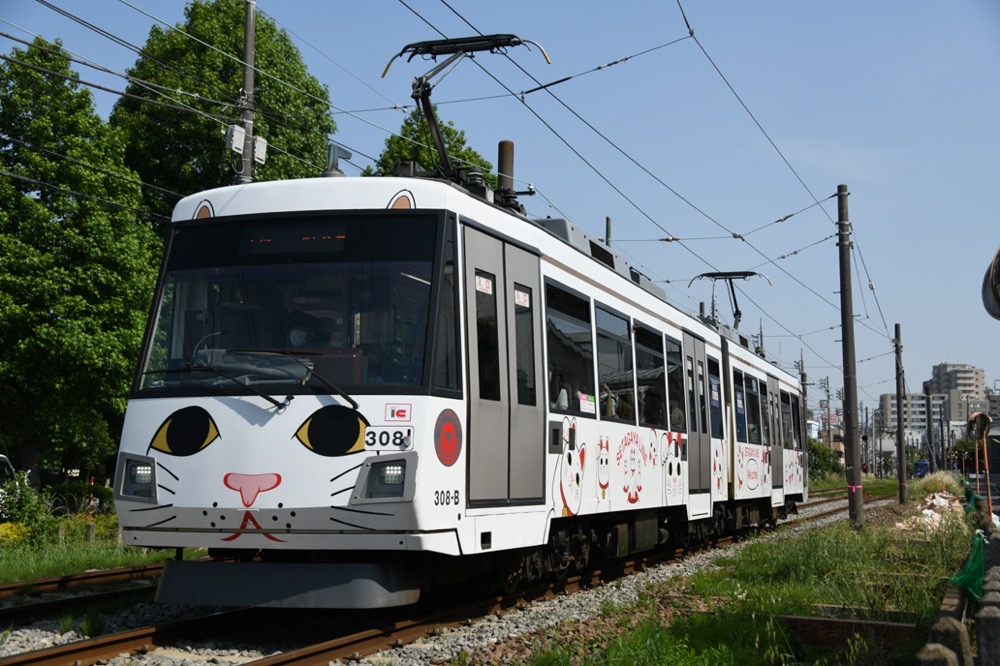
[{"xmin": 916, "ymin": 486, "xmax": 1000, "ymax": 666}]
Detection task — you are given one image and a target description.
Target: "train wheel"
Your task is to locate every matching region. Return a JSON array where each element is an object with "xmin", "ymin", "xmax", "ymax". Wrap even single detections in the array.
[{"xmin": 496, "ymin": 553, "xmax": 524, "ymax": 595}]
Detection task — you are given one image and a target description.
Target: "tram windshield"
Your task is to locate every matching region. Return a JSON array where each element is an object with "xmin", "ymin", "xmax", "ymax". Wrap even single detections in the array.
[{"xmin": 137, "ymin": 212, "xmax": 444, "ymax": 394}]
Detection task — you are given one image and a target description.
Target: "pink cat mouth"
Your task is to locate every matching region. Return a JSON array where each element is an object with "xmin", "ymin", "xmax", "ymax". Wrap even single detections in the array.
[{"xmin": 221, "ymin": 510, "xmax": 284, "ymax": 542}]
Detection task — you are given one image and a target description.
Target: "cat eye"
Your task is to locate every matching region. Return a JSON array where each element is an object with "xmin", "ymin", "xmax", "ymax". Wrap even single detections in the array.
[
  {"xmin": 149, "ymin": 406, "xmax": 220, "ymax": 456},
  {"xmin": 295, "ymin": 405, "xmax": 370, "ymax": 457}
]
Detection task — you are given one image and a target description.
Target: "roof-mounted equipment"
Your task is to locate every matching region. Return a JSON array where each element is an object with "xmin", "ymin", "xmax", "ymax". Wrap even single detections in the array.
[{"xmin": 383, "ymin": 35, "xmax": 550, "ymax": 201}]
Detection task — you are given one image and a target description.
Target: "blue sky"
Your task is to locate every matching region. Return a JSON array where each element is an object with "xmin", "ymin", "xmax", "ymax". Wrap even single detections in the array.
[{"xmin": 4, "ymin": 0, "xmax": 1000, "ymax": 420}]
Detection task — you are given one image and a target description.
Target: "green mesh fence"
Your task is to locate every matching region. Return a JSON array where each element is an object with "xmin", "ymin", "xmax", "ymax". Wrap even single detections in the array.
[{"xmin": 949, "ymin": 529, "xmax": 986, "ymax": 601}]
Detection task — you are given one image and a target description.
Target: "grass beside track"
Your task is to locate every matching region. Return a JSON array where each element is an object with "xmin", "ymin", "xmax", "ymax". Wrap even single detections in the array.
[
  {"xmin": 506, "ymin": 471, "xmax": 975, "ymax": 666},
  {"xmin": 0, "ymin": 543, "xmax": 178, "ymax": 584}
]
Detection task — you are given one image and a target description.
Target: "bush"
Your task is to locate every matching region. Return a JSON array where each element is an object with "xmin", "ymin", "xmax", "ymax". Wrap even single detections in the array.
[
  {"xmin": 809, "ymin": 438, "xmax": 844, "ymax": 477},
  {"xmin": 0, "ymin": 472, "xmax": 59, "ymax": 541},
  {"xmin": 47, "ymin": 481, "xmax": 114, "ymax": 515},
  {"xmin": 0, "ymin": 522, "xmax": 30, "ymax": 545}
]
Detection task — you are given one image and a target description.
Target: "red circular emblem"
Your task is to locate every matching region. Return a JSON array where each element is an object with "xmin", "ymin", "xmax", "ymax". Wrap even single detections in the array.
[{"xmin": 434, "ymin": 409, "xmax": 462, "ymax": 467}]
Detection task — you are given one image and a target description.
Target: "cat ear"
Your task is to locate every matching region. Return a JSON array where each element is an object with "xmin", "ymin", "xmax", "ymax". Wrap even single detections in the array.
[{"xmin": 388, "ymin": 190, "xmax": 415, "ymax": 209}]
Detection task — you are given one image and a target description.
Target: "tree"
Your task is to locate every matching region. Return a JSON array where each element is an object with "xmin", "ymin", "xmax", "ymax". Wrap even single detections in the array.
[
  {"xmin": 808, "ymin": 438, "xmax": 844, "ymax": 478},
  {"xmin": 365, "ymin": 107, "xmax": 497, "ymax": 188},
  {"xmin": 110, "ymin": 0, "xmax": 336, "ymax": 232},
  {"xmin": 0, "ymin": 38, "xmax": 161, "ymax": 477}
]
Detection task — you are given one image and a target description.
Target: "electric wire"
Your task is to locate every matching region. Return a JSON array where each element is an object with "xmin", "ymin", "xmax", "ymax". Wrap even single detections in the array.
[
  {"xmin": 18, "ymin": 2, "xmax": 902, "ymax": 406},
  {"xmin": 0, "ymin": 167, "xmax": 171, "ymax": 221},
  {"xmin": 2, "ymin": 133, "xmax": 183, "ymax": 201},
  {"xmin": 432, "ymin": 0, "xmax": 849, "ymax": 368}
]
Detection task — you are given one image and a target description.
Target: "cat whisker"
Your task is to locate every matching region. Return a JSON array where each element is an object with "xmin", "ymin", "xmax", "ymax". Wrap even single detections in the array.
[
  {"xmin": 157, "ymin": 461, "xmax": 179, "ymax": 481},
  {"xmin": 129, "ymin": 503, "xmax": 174, "ymax": 512},
  {"xmin": 328, "ymin": 516, "xmax": 375, "ymax": 530},
  {"xmin": 328, "ymin": 506, "xmax": 393, "ymax": 516},
  {"xmin": 145, "ymin": 515, "xmax": 177, "ymax": 528}
]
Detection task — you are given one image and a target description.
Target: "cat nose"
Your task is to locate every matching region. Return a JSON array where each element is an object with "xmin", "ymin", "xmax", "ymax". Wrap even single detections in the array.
[{"xmin": 224, "ymin": 472, "xmax": 282, "ymax": 507}]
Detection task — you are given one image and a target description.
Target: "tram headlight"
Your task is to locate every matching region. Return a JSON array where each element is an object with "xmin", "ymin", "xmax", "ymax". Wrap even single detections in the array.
[
  {"xmin": 378, "ymin": 462, "xmax": 405, "ymax": 486},
  {"xmin": 364, "ymin": 459, "xmax": 407, "ymax": 499},
  {"xmin": 352, "ymin": 453, "xmax": 416, "ymax": 503},
  {"xmin": 357, "ymin": 457, "xmax": 412, "ymax": 500},
  {"xmin": 115, "ymin": 454, "xmax": 156, "ymax": 501}
]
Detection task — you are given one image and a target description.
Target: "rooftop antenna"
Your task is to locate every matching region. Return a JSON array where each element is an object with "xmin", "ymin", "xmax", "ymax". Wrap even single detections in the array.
[
  {"xmin": 382, "ymin": 35, "xmax": 550, "ymax": 182},
  {"xmin": 687, "ymin": 271, "xmax": 772, "ymax": 331}
]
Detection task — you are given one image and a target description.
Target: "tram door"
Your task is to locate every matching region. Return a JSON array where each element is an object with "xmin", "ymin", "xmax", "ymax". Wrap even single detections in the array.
[
  {"xmin": 463, "ymin": 226, "xmax": 544, "ymax": 506},
  {"xmin": 767, "ymin": 376, "xmax": 783, "ymax": 488},
  {"xmin": 683, "ymin": 333, "xmax": 712, "ymax": 497}
]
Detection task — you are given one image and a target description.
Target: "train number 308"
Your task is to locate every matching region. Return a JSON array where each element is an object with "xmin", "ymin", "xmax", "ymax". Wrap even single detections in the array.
[
  {"xmin": 365, "ymin": 429, "xmax": 407, "ymax": 447},
  {"xmin": 433, "ymin": 490, "xmax": 460, "ymax": 506}
]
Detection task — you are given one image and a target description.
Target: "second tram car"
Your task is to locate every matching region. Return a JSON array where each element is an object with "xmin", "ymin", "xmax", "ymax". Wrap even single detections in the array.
[{"xmin": 112, "ymin": 36, "xmax": 807, "ymax": 609}]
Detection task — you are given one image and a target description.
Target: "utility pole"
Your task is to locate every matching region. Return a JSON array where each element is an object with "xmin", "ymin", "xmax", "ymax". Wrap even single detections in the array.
[
  {"xmin": 837, "ymin": 184, "xmax": 863, "ymax": 527},
  {"xmin": 925, "ymin": 384, "xmax": 937, "ymax": 473},
  {"xmin": 236, "ymin": 0, "xmax": 256, "ymax": 184},
  {"xmin": 939, "ymin": 405, "xmax": 947, "ymax": 470},
  {"xmin": 864, "ymin": 405, "xmax": 870, "ymax": 472},
  {"xmin": 819, "ymin": 377, "xmax": 831, "ymax": 448},
  {"xmin": 894, "ymin": 323, "xmax": 907, "ymax": 504}
]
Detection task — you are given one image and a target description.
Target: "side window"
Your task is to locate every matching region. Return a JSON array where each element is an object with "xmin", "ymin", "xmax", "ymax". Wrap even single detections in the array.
[
  {"xmin": 745, "ymin": 375, "xmax": 762, "ymax": 445},
  {"xmin": 432, "ymin": 220, "xmax": 459, "ymax": 392},
  {"xmin": 666, "ymin": 336, "xmax": 686, "ymax": 433},
  {"xmin": 781, "ymin": 391, "xmax": 794, "ymax": 450},
  {"xmin": 707, "ymin": 358, "xmax": 724, "ymax": 438},
  {"xmin": 696, "ymin": 360, "xmax": 708, "ymax": 434},
  {"xmin": 513, "ymin": 284, "xmax": 536, "ymax": 406},
  {"xmin": 475, "ymin": 270, "xmax": 501, "ymax": 401},
  {"xmin": 635, "ymin": 326, "xmax": 667, "ymax": 428},
  {"xmin": 760, "ymin": 382, "xmax": 772, "ymax": 447},
  {"xmin": 790, "ymin": 394, "xmax": 802, "ymax": 450},
  {"xmin": 733, "ymin": 369, "xmax": 748, "ymax": 442},
  {"xmin": 596, "ymin": 305, "xmax": 635, "ymax": 423},
  {"xmin": 686, "ymin": 356, "xmax": 698, "ymax": 434},
  {"xmin": 545, "ymin": 282, "xmax": 595, "ymax": 416}
]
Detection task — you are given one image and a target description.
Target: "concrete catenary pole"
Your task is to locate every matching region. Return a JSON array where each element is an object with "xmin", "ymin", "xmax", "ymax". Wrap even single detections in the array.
[
  {"xmin": 837, "ymin": 184, "xmax": 863, "ymax": 527},
  {"xmin": 236, "ymin": 0, "xmax": 256, "ymax": 184},
  {"xmin": 925, "ymin": 384, "xmax": 937, "ymax": 473},
  {"xmin": 895, "ymin": 323, "xmax": 908, "ymax": 504}
]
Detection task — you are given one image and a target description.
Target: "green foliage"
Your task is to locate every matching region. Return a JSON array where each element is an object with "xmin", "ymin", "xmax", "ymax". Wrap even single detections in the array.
[
  {"xmin": 686, "ymin": 514, "xmax": 971, "ymax": 629},
  {"xmin": 47, "ymin": 481, "xmax": 115, "ymax": 515},
  {"xmin": 0, "ymin": 472, "xmax": 59, "ymax": 540},
  {"xmin": 110, "ymin": 0, "xmax": 336, "ymax": 229},
  {"xmin": 0, "ymin": 38, "xmax": 161, "ymax": 472},
  {"xmin": 364, "ymin": 107, "xmax": 497, "ymax": 188},
  {"xmin": 0, "ymin": 522, "xmax": 30, "ymax": 545},
  {"xmin": 77, "ymin": 613, "xmax": 106, "ymax": 638},
  {"xmin": 808, "ymin": 438, "xmax": 844, "ymax": 477},
  {"xmin": 911, "ymin": 471, "xmax": 963, "ymax": 502}
]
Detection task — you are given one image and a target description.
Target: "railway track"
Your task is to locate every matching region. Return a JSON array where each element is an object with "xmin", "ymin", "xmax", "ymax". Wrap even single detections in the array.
[
  {"xmin": 0, "ymin": 562, "xmax": 166, "ymax": 599},
  {"xmin": 0, "ymin": 496, "xmax": 878, "ymax": 665}
]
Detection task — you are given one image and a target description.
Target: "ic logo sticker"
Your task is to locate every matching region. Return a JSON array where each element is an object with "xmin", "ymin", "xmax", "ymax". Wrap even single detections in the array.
[
  {"xmin": 434, "ymin": 409, "xmax": 462, "ymax": 467},
  {"xmin": 385, "ymin": 404, "xmax": 411, "ymax": 421}
]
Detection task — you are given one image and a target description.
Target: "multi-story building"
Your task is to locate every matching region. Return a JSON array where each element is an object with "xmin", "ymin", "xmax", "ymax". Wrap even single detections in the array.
[
  {"xmin": 877, "ymin": 393, "xmax": 946, "ymax": 432},
  {"xmin": 928, "ymin": 363, "xmax": 986, "ymax": 401},
  {"xmin": 988, "ymin": 392, "xmax": 1000, "ymax": 422}
]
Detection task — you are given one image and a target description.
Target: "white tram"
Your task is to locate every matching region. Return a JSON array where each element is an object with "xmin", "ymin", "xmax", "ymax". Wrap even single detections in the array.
[{"xmin": 112, "ymin": 36, "xmax": 807, "ymax": 609}]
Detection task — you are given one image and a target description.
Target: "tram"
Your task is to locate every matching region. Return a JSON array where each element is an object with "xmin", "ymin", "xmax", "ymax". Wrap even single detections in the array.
[{"xmin": 113, "ymin": 35, "xmax": 807, "ymax": 608}]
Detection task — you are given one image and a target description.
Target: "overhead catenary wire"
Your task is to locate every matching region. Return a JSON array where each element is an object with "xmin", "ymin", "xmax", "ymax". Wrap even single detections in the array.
[
  {"xmin": 0, "ymin": 167, "xmax": 171, "ymax": 222},
  {"xmin": 431, "ymin": 0, "xmax": 851, "ymax": 367},
  {"xmin": 2, "ymin": 133, "xmax": 184, "ymax": 201},
  {"xmin": 14, "ymin": 1, "xmax": 902, "ymax": 400}
]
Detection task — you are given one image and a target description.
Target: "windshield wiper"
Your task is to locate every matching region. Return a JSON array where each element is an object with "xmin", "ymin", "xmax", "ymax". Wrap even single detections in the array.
[
  {"xmin": 144, "ymin": 364, "xmax": 293, "ymax": 410},
  {"xmin": 231, "ymin": 349, "xmax": 360, "ymax": 410}
]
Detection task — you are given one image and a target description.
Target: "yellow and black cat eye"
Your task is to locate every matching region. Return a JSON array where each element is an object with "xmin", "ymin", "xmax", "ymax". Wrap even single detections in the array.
[
  {"xmin": 294, "ymin": 405, "xmax": 370, "ymax": 457},
  {"xmin": 149, "ymin": 406, "xmax": 220, "ymax": 456}
]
